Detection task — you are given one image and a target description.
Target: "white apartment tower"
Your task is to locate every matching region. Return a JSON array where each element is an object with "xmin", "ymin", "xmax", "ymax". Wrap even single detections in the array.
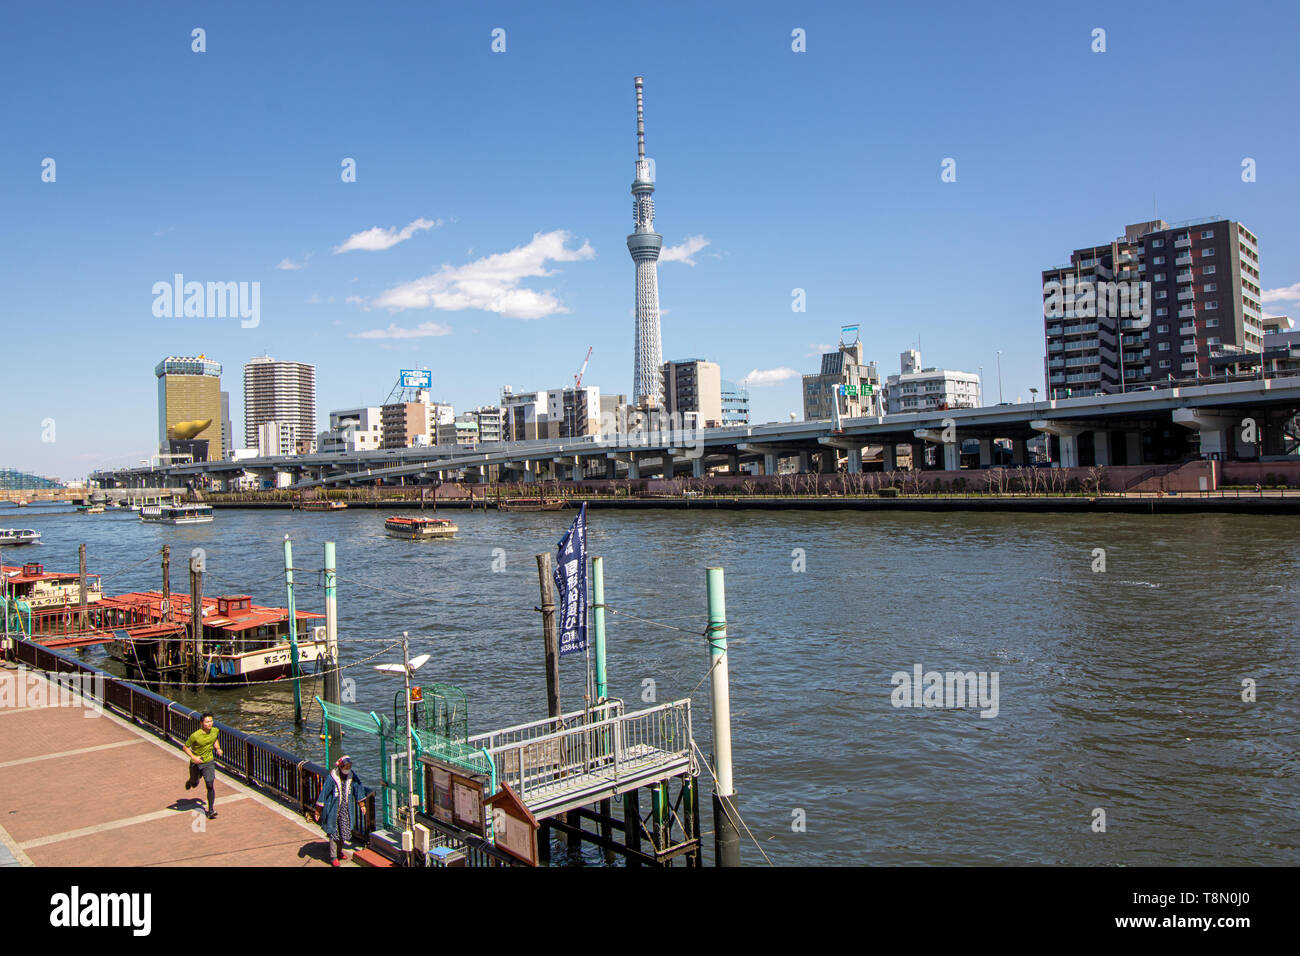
[{"xmin": 243, "ymin": 356, "xmax": 317, "ymax": 454}]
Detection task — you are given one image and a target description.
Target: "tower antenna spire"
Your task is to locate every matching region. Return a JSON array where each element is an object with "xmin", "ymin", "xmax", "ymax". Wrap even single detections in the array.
[
  {"xmin": 635, "ymin": 75, "xmax": 646, "ymax": 160},
  {"xmin": 627, "ymin": 75, "xmax": 663, "ymax": 413}
]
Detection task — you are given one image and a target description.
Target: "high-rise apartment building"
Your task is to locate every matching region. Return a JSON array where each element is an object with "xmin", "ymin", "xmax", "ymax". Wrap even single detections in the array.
[
  {"xmin": 884, "ymin": 350, "xmax": 981, "ymax": 413},
  {"xmin": 1042, "ymin": 218, "xmax": 1262, "ymax": 398},
  {"xmin": 156, "ymin": 355, "xmax": 224, "ymax": 461},
  {"xmin": 662, "ymin": 359, "xmax": 722, "ymax": 427},
  {"xmin": 802, "ymin": 339, "xmax": 881, "ymax": 421},
  {"xmin": 243, "ymin": 356, "xmax": 317, "ymax": 454}
]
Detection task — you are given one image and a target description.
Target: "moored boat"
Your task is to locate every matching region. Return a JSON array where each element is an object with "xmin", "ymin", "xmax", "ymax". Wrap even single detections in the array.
[
  {"xmin": 384, "ymin": 515, "xmax": 458, "ymax": 539},
  {"xmin": 0, "ymin": 561, "xmax": 103, "ymax": 609},
  {"xmin": 77, "ymin": 503, "xmax": 106, "ymax": 515},
  {"xmin": 296, "ymin": 499, "xmax": 347, "ymax": 511},
  {"xmin": 105, "ymin": 592, "xmax": 326, "ymax": 683},
  {"xmin": 497, "ymin": 497, "xmax": 567, "ymax": 512},
  {"xmin": 140, "ymin": 503, "xmax": 214, "ymax": 524},
  {"xmin": 0, "ymin": 529, "xmax": 41, "ymax": 546}
]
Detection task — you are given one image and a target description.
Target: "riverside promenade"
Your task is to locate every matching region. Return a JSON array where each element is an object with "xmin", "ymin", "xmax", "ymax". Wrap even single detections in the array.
[{"xmin": 0, "ymin": 662, "xmax": 337, "ymax": 867}]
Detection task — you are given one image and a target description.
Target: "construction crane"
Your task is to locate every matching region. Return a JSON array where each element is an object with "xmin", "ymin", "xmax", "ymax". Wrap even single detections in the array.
[
  {"xmin": 567, "ymin": 347, "xmax": 594, "ymax": 445},
  {"xmin": 573, "ymin": 346, "xmax": 593, "ymax": 389}
]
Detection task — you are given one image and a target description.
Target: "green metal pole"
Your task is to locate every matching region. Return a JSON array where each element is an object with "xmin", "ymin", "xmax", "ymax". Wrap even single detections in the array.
[
  {"xmin": 283, "ymin": 537, "xmax": 302, "ymax": 726},
  {"xmin": 592, "ymin": 555, "xmax": 608, "ymax": 702},
  {"xmin": 706, "ymin": 566, "xmax": 740, "ymax": 866}
]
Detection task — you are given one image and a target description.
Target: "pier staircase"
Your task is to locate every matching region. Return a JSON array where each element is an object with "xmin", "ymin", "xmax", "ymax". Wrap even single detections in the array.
[{"xmin": 468, "ymin": 698, "xmax": 694, "ymax": 818}]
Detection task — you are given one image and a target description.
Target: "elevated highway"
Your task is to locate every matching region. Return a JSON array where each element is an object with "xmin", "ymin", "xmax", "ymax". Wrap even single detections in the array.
[{"xmin": 92, "ymin": 376, "xmax": 1300, "ymax": 490}]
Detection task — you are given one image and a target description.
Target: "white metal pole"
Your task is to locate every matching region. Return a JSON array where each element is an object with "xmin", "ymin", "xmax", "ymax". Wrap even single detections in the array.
[{"xmin": 402, "ymin": 632, "xmax": 416, "ymax": 843}]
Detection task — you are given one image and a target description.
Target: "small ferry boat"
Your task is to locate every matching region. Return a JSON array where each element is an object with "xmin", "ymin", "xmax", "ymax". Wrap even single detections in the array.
[
  {"xmin": 385, "ymin": 515, "xmax": 458, "ymax": 539},
  {"xmin": 0, "ymin": 529, "xmax": 41, "ymax": 546},
  {"xmin": 105, "ymin": 592, "xmax": 327, "ymax": 683},
  {"xmin": 77, "ymin": 503, "xmax": 106, "ymax": 515},
  {"xmin": 0, "ymin": 561, "xmax": 103, "ymax": 609},
  {"xmin": 296, "ymin": 499, "xmax": 347, "ymax": 511},
  {"xmin": 497, "ymin": 497, "xmax": 567, "ymax": 512},
  {"xmin": 140, "ymin": 503, "xmax": 214, "ymax": 524}
]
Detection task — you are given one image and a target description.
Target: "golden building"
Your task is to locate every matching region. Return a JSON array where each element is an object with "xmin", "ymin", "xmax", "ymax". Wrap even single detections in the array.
[{"xmin": 156, "ymin": 356, "xmax": 224, "ymax": 461}]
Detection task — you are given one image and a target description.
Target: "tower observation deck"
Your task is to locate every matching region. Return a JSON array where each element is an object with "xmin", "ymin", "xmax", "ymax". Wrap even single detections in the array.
[{"xmin": 628, "ymin": 76, "xmax": 664, "ymax": 413}]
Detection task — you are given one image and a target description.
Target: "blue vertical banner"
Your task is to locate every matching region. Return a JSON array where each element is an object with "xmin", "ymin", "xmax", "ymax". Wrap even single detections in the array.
[{"xmin": 554, "ymin": 503, "xmax": 588, "ymax": 657}]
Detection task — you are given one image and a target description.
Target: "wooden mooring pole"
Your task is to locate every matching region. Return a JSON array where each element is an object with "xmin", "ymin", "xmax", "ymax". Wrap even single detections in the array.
[
  {"xmin": 77, "ymin": 543, "xmax": 87, "ymax": 632},
  {"xmin": 161, "ymin": 545, "xmax": 171, "ymax": 621},
  {"xmin": 535, "ymin": 553, "xmax": 561, "ymax": 719},
  {"xmin": 535, "ymin": 551, "xmax": 577, "ymax": 855}
]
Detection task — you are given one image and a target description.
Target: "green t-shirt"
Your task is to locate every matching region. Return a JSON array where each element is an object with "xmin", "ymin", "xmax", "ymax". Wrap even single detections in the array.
[{"xmin": 186, "ymin": 727, "xmax": 219, "ymax": 762}]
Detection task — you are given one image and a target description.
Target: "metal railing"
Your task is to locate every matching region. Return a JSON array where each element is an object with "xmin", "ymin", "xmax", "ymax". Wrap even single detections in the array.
[
  {"xmin": 484, "ymin": 699, "xmax": 691, "ymax": 804},
  {"xmin": 467, "ymin": 699, "xmax": 624, "ymax": 752},
  {"xmin": 4, "ymin": 636, "xmax": 371, "ymax": 833}
]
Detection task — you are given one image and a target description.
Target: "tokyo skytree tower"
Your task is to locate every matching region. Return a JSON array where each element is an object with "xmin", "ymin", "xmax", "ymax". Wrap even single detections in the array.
[{"xmin": 627, "ymin": 75, "xmax": 664, "ymax": 412}]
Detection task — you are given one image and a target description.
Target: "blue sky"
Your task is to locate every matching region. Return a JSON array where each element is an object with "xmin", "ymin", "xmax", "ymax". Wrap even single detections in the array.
[{"xmin": 3, "ymin": 0, "xmax": 1298, "ymax": 478}]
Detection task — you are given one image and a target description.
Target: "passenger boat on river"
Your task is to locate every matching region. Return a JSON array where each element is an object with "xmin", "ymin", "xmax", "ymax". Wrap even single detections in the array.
[
  {"xmin": 384, "ymin": 515, "xmax": 458, "ymax": 539},
  {"xmin": 140, "ymin": 503, "xmax": 214, "ymax": 524},
  {"xmin": 0, "ymin": 529, "xmax": 41, "ymax": 546}
]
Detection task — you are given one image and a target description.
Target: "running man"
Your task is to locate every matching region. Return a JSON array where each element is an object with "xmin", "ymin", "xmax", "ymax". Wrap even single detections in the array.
[{"xmin": 183, "ymin": 712, "xmax": 223, "ymax": 820}]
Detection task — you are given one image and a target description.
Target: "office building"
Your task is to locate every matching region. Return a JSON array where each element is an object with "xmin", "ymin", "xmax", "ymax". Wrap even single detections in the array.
[
  {"xmin": 501, "ymin": 386, "xmax": 601, "ymax": 440},
  {"xmin": 802, "ymin": 339, "xmax": 881, "ymax": 421},
  {"xmin": 220, "ymin": 392, "xmax": 232, "ymax": 458},
  {"xmin": 662, "ymin": 359, "xmax": 723, "ymax": 427},
  {"xmin": 243, "ymin": 356, "xmax": 317, "ymax": 454},
  {"xmin": 721, "ymin": 380, "xmax": 750, "ymax": 426},
  {"xmin": 884, "ymin": 350, "xmax": 982, "ymax": 413},
  {"xmin": 156, "ymin": 355, "xmax": 224, "ymax": 462},
  {"xmin": 1042, "ymin": 218, "xmax": 1262, "ymax": 398},
  {"xmin": 318, "ymin": 407, "xmax": 383, "ymax": 453}
]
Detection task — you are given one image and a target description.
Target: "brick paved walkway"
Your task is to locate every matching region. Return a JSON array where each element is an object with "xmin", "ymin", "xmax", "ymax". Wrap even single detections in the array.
[{"xmin": 0, "ymin": 663, "xmax": 350, "ymax": 867}]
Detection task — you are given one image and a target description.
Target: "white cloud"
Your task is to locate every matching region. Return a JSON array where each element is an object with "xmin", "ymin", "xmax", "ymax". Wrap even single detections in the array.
[
  {"xmin": 345, "ymin": 295, "xmax": 366, "ymax": 306},
  {"xmin": 660, "ymin": 235, "xmax": 711, "ymax": 266},
  {"xmin": 1262, "ymin": 282, "xmax": 1300, "ymax": 304},
  {"xmin": 334, "ymin": 217, "xmax": 443, "ymax": 254},
  {"xmin": 806, "ymin": 343, "xmax": 833, "ymax": 357},
  {"xmin": 348, "ymin": 321, "xmax": 453, "ymax": 340},
  {"xmin": 372, "ymin": 230, "xmax": 595, "ymax": 320},
  {"xmin": 742, "ymin": 367, "xmax": 800, "ymax": 387},
  {"xmin": 277, "ymin": 257, "xmax": 305, "ymax": 271}
]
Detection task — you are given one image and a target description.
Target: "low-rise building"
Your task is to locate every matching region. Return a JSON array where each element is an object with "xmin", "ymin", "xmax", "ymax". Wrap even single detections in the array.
[
  {"xmin": 721, "ymin": 380, "xmax": 750, "ymax": 426},
  {"xmin": 470, "ymin": 405, "xmax": 504, "ymax": 444},
  {"xmin": 884, "ymin": 350, "xmax": 982, "ymax": 414},
  {"xmin": 318, "ymin": 407, "xmax": 383, "ymax": 453}
]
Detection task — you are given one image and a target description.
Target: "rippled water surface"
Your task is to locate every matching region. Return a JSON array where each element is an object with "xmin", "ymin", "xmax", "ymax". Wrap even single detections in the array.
[{"xmin": 5, "ymin": 501, "xmax": 1298, "ymax": 865}]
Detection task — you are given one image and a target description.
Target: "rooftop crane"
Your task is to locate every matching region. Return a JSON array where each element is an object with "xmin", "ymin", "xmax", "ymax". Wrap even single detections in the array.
[{"xmin": 574, "ymin": 346, "xmax": 593, "ymax": 389}]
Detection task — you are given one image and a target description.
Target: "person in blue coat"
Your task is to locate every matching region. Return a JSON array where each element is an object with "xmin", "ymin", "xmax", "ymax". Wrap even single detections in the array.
[{"xmin": 313, "ymin": 755, "xmax": 370, "ymax": 865}]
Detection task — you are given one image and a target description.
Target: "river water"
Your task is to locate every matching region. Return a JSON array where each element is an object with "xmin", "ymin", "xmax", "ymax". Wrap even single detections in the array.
[{"xmin": 4, "ymin": 500, "xmax": 1298, "ymax": 866}]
